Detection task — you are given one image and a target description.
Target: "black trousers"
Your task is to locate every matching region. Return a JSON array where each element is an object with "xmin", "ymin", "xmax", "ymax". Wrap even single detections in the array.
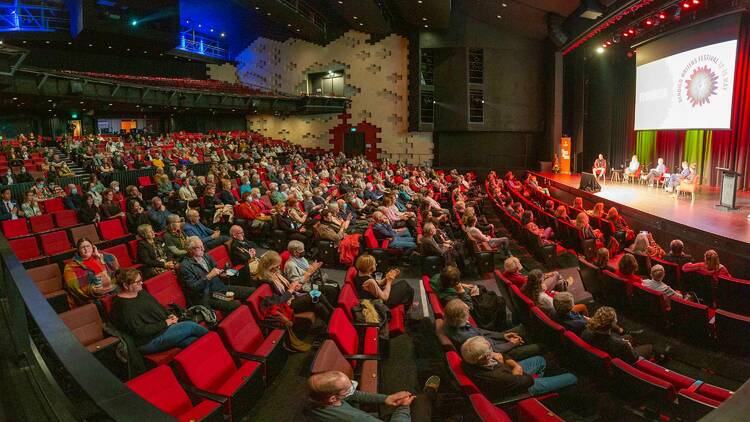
[{"xmin": 385, "ymin": 280, "xmax": 415, "ymax": 312}]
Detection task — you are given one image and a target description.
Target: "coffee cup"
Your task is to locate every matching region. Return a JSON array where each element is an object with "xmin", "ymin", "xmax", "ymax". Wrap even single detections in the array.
[{"xmin": 225, "ymin": 291, "xmax": 235, "ymax": 300}]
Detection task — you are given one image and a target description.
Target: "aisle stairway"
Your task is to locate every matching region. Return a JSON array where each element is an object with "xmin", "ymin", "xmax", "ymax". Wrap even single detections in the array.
[{"xmin": 53, "ymin": 147, "xmax": 89, "ymax": 184}]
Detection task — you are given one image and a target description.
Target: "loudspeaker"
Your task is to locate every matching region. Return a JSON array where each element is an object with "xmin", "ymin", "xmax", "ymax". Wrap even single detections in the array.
[{"xmin": 579, "ymin": 172, "xmax": 601, "ymax": 192}]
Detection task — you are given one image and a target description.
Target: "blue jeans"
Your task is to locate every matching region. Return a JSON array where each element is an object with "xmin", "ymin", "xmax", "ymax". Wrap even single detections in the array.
[
  {"xmin": 519, "ymin": 356, "xmax": 577, "ymax": 396},
  {"xmin": 138, "ymin": 321, "xmax": 209, "ymax": 354},
  {"xmin": 390, "ymin": 231, "xmax": 416, "ymax": 250}
]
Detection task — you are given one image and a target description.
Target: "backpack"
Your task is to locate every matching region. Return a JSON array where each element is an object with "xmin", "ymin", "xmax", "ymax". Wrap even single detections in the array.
[
  {"xmin": 170, "ymin": 304, "xmax": 218, "ymax": 328},
  {"xmin": 471, "ymin": 287, "xmax": 507, "ymax": 332}
]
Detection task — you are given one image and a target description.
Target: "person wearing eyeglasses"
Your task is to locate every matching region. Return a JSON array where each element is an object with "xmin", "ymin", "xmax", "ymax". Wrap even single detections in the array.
[
  {"xmin": 305, "ymin": 370, "xmax": 440, "ymax": 422},
  {"xmin": 178, "ymin": 236, "xmax": 254, "ymax": 313},
  {"xmin": 111, "ymin": 268, "xmax": 207, "ymax": 354}
]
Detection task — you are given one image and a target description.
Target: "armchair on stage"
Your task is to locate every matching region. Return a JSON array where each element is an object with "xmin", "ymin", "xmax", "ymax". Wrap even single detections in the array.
[{"xmin": 676, "ymin": 173, "xmax": 699, "ymax": 201}]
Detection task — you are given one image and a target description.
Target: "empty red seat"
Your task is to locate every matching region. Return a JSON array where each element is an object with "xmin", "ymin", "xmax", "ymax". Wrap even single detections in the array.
[
  {"xmin": 52, "ymin": 210, "xmax": 79, "ymax": 228},
  {"xmin": 144, "ymin": 271, "xmax": 188, "ymax": 309},
  {"xmin": 39, "ymin": 230, "xmax": 74, "ymax": 256},
  {"xmin": 9, "ymin": 236, "xmax": 42, "ymax": 261},
  {"xmin": 208, "ymin": 245, "xmax": 231, "ymax": 269},
  {"xmin": 98, "ymin": 218, "xmax": 128, "ymax": 241},
  {"xmin": 137, "ymin": 176, "xmax": 155, "ymax": 186},
  {"xmin": 631, "ymin": 283, "xmax": 668, "ymax": 326},
  {"xmin": 668, "ymin": 296, "xmax": 713, "ymax": 343},
  {"xmin": 41, "ymin": 197, "xmax": 65, "ymax": 213},
  {"xmin": 102, "ymin": 244, "xmax": 139, "ymax": 269},
  {"xmin": 173, "ymin": 332, "xmax": 264, "ymax": 420},
  {"xmin": 328, "ymin": 308, "xmax": 379, "ymax": 365},
  {"xmin": 1, "ymin": 218, "xmax": 29, "ymax": 238},
  {"xmin": 29, "ymin": 214, "xmax": 55, "ymax": 233},
  {"xmin": 634, "ymin": 359, "xmax": 695, "ymax": 390},
  {"xmin": 716, "ymin": 275, "xmax": 750, "ymax": 316},
  {"xmin": 217, "ymin": 305, "xmax": 287, "ymax": 384},
  {"xmin": 529, "ymin": 306, "xmax": 565, "ymax": 348},
  {"xmin": 610, "ymin": 358, "xmax": 675, "ymax": 406},
  {"xmin": 715, "ymin": 309, "xmax": 750, "ymax": 355},
  {"xmin": 246, "ymin": 283, "xmax": 272, "ymax": 322},
  {"xmin": 126, "ymin": 365, "xmax": 223, "ymax": 422},
  {"xmin": 311, "ymin": 339, "xmax": 378, "ymax": 394},
  {"xmin": 468, "ymin": 393, "xmax": 512, "ymax": 421},
  {"xmin": 677, "ymin": 388, "xmax": 722, "ymax": 420},
  {"xmin": 517, "ymin": 397, "xmax": 564, "ymax": 422}
]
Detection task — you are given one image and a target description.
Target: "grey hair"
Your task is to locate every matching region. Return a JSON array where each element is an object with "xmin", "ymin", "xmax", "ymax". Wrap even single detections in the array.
[
  {"xmin": 186, "ymin": 236, "xmax": 203, "ymax": 251},
  {"xmin": 166, "ymin": 214, "xmax": 181, "ymax": 224},
  {"xmin": 136, "ymin": 224, "xmax": 153, "ymax": 238},
  {"xmin": 461, "ymin": 336, "xmax": 492, "ymax": 365},
  {"xmin": 650, "ymin": 264, "xmax": 665, "ymax": 281},
  {"xmin": 444, "ymin": 299, "xmax": 470, "ymax": 327},
  {"xmin": 423, "ymin": 222, "xmax": 435, "ymax": 234},
  {"xmin": 287, "ymin": 240, "xmax": 305, "ymax": 254},
  {"xmin": 553, "ymin": 291, "xmax": 575, "ymax": 315}
]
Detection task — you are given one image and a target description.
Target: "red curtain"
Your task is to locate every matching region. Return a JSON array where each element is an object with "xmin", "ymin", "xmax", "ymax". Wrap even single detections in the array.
[
  {"xmin": 720, "ymin": 13, "xmax": 750, "ymax": 189},
  {"xmin": 655, "ymin": 131, "xmax": 686, "ymax": 173}
]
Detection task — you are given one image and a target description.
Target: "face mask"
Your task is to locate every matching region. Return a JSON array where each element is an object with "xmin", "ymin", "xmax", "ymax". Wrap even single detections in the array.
[
  {"xmin": 341, "ymin": 380, "xmax": 358, "ymax": 399},
  {"xmin": 113, "ymin": 186, "xmax": 120, "ymax": 192},
  {"xmin": 37, "ymin": 183, "xmax": 44, "ymax": 189},
  {"xmin": 71, "ymin": 188, "xmax": 78, "ymax": 195}
]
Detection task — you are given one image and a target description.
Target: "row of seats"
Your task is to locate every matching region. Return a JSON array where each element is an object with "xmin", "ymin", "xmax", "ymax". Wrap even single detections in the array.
[
  {"xmin": 485, "ymin": 184, "xmax": 735, "ymax": 420},
  {"xmin": 578, "ymin": 258, "xmax": 750, "ymax": 355},
  {"xmin": 9, "ymin": 218, "xmax": 130, "ymax": 263}
]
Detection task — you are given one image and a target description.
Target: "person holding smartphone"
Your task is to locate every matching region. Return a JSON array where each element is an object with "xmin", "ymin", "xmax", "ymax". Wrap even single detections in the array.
[{"xmin": 64, "ymin": 237, "xmax": 120, "ymax": 306}]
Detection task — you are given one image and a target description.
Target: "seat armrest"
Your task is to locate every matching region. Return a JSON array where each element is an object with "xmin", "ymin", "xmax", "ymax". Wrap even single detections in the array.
[
  {"xmin": 343, "ymin": 354, "xmax": 383, "ymax": 361},
  {"xmin": 180, "ymin": 383, "xmax": 229, "ymax": 404},
  {"xmin": 229, "ymin": 350, "xmax": 267, "ymax": 363}
]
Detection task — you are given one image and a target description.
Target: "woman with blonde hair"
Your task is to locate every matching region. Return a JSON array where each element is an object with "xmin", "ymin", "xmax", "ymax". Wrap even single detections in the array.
[
  {"xmin": 257, "ymin": 250, "xmax": 333, "ymax": 320},
  {"xmin": 353, "ymin": 254, "xmax": 414, "ymax": 311},
  {"xmin": 630, "ymin": 232, "xmax": 665, "ymax": 259},
  {"xmin": 588, "ymin": 202, "xmax": 605, "ymax": 218}
]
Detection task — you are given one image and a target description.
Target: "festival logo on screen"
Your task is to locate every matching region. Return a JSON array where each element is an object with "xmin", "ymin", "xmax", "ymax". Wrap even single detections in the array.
[{"xmin": 677, "ymin": 53, "xmax": 731, "ymax": 107}]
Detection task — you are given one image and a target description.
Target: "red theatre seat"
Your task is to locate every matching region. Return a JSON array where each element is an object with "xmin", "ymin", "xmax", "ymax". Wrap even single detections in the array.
[
  {"xmin": 102, "ymin": 244, "xmax": 140, "ymax": 269},
  {"xmin": 126, "ymin": 365, "xmax": 223, "ymax": 422},
  {"xmin": 29, "ymin": 214, "xmax": 55, "ymax": 233},
  {"xmin": 1, "ymin": 218, "xmax": 29, "ymax": 238},
  {"xmin": 9, "ymin": 236, "xmax": 42, "ymax": 262},
  {"xmin": 39, "ymin": 230, "xmax": 74, "ymax": 256},
  {"xmin": 468, "ymin": 393, "xmax": 513, "ymax": 422},
  {"xmin": 173, "ymin": 332, "xmax": 264, "ymax": 421},
  {"xmin": 217, "ymin": 305, "xmax": 287, "ymax": 384},
  {"xmin": 445, "ymin": 350, "xmax": 480, "ymax": 395},
  {"xmin": 52, "ymin": 210, "xmax": 79, "ymax": 228},
  {"xmin": 517, "ymin": 397, "xmax": 565, "ymax": 422},
  {"xmin": 41, "ymin": 197, "xmax": 65, "ymax": 213},
  {"xmin": 327, "ymin": 308, "xmax": 379, "ymax": 366},
  {"xmin": 98, "ymin": 218, "xmax": 128, "ymax": 241}
]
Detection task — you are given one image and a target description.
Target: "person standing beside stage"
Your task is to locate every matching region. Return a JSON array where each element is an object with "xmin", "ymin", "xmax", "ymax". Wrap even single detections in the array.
[
  {"xmin": 593, "ymin": 154, "xmax": 607, "ymax": 180},
  {"xmin": 642, "ymin": 157, "xmax": 666, "ymax": 187},
  {"xmin": 624, "ymin": 155, "xmax": 640, "ymax": 179}
]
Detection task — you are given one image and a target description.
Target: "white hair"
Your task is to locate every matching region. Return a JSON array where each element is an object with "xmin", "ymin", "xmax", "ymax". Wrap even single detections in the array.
[{"xmin": 461, "ymin": 336, "xmax": 492, "ymax": 365}]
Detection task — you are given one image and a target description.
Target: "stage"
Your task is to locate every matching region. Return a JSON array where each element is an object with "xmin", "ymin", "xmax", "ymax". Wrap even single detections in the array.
[{"xmin": 531, "ymin": 171, "xmax": 750, "ymax": 278}]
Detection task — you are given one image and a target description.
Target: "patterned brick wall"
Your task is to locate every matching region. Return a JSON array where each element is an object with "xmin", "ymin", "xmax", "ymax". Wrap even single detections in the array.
[{"xmin": 235, "ymin": 30, "xmax": 433, "ymax": 164}]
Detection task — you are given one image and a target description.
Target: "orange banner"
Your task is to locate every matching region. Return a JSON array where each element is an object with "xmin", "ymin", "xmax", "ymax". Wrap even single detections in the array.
[{"xmin": 560, "ymin": 137, "xmax": 571, "ymax": 174}]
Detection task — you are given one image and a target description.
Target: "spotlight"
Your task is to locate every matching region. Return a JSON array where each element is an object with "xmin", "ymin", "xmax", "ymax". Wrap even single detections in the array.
[
  {"xmin": 596, "ymin": 47, "xmax": 605, "ymax": 54},
  {"xmin": 628, "ymin": 28, "xmax": 635, "ymax": 35},
  {"xmin": 601, "ymin": 43, "xmax": 608, "ymax": 48},
  {"xmin": 606, "ymin": 41, "xmax": 612, "ymax": 46},
  {"xmin": 623, "ymin": 31, "xmax": 630, "ymax": 37},
  {"xmin": 682, "ymin": 2, "xmax": 690, "ymax": 8},
  {"xmin": 645, "ymin": 18, "xmax": 653, "ymax": 26},
  {"xmin": 692, "ymin": 0, "xmax": 700, "ymax": 4},
  {"xmin": 658, "ymin": 11, "xmax": 667, "ymax": 19},
  {"xmin": 220, "ymin": 32, "xmax": 226, "ymax": 37},
  {"xmin": 131, "ymin": 19, "xmax": 138, "ymax": 26}
]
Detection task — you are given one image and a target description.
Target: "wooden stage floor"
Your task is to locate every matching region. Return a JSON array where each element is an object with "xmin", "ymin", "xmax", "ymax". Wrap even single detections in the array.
[{"xmin": 533, "ymin": 172, "xmax": 750, "ymax": 246}]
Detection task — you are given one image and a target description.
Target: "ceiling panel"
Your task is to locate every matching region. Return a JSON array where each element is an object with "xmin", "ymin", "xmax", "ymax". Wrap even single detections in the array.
[
  {"xmin": 322, "ymin": 0, "xmax": 391, "ymax": 34},
  {"xmin": 391, "ymin": 0, "xmax": 451, "ymax": 29}
]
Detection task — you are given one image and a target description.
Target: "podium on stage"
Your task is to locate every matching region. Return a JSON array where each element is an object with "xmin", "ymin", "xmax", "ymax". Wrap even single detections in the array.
[{"xmin": 716, "ymin": 167, "xmax": 741, "ymax": 210}]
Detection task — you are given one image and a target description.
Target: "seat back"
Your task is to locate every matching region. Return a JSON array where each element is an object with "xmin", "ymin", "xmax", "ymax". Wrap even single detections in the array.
[
  {"xmin": 29, "ymin": 214, "xmax": 55, "ymax": 233},
  {"xmin": 27, "ymin": 263, "xmax": 63, "ymax": 295},
  {"xmin": 651, "ymin": 256, "xmax": 680, "ymax": 290},
  {"xmin": 610, "ymin": 358, "xmax": 675, "ymax": 405},
  {"xmin": 601, "ymin": 270, "xmax": 630, "ymax": 311},
  {"xmin": 337, "ymin": 284, "xmax": 359, "ymax": 320},
  {"xmin": 469, "ymin": 393, "xmax": 513, "ymax": 422},
  {"xmin": 102, "ymin": 244, "xmax": 135, "ymax": 268},
  {"xmin": 562, "ymin": 331, "xmax": 611, "ymax": 377},
  {"xmin": 137, "ymin": 176, "xmax": 153, "ymax": 185},
  {"xmin": 173, "ymin": 332, "xmax": 237, "ymax": 393},
  {"xmin": 677, "ymin": 389, "xmax": 721, "ymax": 420},
  {"xmin": 126, "ymin": 365, "xmax": 194, "ymax": 418},
  {"xmin": 310, "ymin": 339, "xmax": 354, "ymax": 380},
  {"xmin": 682, "ymin": 270, "xmax": 715, "ymax": 306},
  {"xmin": 53, "ymin": 210, "xmax": 79, "ymax": 228},
  {"xmin": 578, "ymin": 258, "xmax": 603, "ymax": 303},
  {"xmin": 207, "ymin": 245, "xmax": 230, "ymax": 269},
  {"xmin": 344, "ymin": 267, "xmax": 357, "ymax": 287},
  {"xmin": 59, "ymin": 303, "xmax": 105, "ymax": 347},
  {"xmin": 668, "ymin": 296, "xmax": 712, "ymax": 343},
  {"xmin": 41, "ymin": 197, "xmax": 65, "ymax": 213},
  {"xmin": 39, "ymin": 230, "xmax": 73, "ymax": 256},
  {"xmin": 715, "ymin": 309, "xmax": 750, "ymax": 355},
  {"xmin": 99, "ymin": 218, "xmax": 127, "ymax": 241},
  {"xmin": 493, "ymin": 270, "xmax": 516, "ymax": 316},
  {"xmin": 529, "ymin": 306, "xmax": 565, "ymax": 348},
  {"xmin": 246, "ymin": 283, "xmax": 273, "ymax": 321},
  {"xmin": 1, "ymin": 218, "xmax": 29, "ymax": 238},
  {"xmin": 445, "ymin": 351, "xmax": 480, "ymax": 394},
  {"xmin": 279, "ymin": 250, "xmax": 291, "ymax": 272},
  {"xmin": 217, "ymin": 305, "xmax": 264, "ymax": 354},
  {"xmin": 363, "ymin": 225, "xmax": 380, "ymax": 249},
  {"xmin": 509, "ymin": 284, "xmax": 533, "ymax": 324},
  {"xmin": 70, "ymin": 224, "xmax": 101, "ymax": 244},
  {"xmin": 631, "ymin": 283, "xmax": 667, "ymax": 326},
  {"xmin": 517, "ymin": 397, "xmax": 564, "ymax": 422},
  {"xmin": 144, "ymin": 271, "xmax": 187, "ymax": 308},
  {"xmin": 716, "ymin": 275, "xmax": 750, "ymax": 315},
  {"xmin": 9, "ymin": 236, "xmax": 41, "ymax": 261},
  {"xmin": 328, "ymin": 308, "xmax": 359, "ymax": 356},
  {"xmin": 434, "ymin": 318, "xmax": 456, "ymax": 351},
  {"xmin": 631, "ymin": 252, "xmax": 652, "ymax": 277}
]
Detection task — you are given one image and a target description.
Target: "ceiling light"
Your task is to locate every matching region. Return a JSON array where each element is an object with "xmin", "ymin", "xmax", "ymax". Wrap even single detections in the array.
[
  {"xmin": 45, "ymin": 40, "xmax": 50, "ymax": 44},
  {"xmin": 418, "ymin": 0, "xmax": 422, "ymax": 3},
  {"xmin": 338, "ymin": 0, "xmax": 343, "ymax": 3},
  {"xmin": 126, "ymin": 48, "xmax": 131, "ymax": 51},
  {"xmin": 658, "ymin": 12, "xmax": 667, "ymax": 19},
  {"xmin": 692, "ymin": 0, "xmax": 701, "ymax": 4},
  {"xmin": 353, "ymin": 16, "xmax": 358, "ymax": 19},
  {"xmin": 47, "ymin": 99, "xmax": 52, "ymax": 102},
  {"xmin": 108, "ymin": 103, "xmax": 113, "ymax": 106},
  {"xmin": 296, "ymin": 29, "xmax": 301, "ymax": 32},
  {"xmin": 645, "ymin": 18, "xmax": 653, "ymax": 25},
  {"xmin": 210, "ymin": 28, "xmax": 214, "ymax": 32},
  {"xmin": 198, "ymin": 24, "xmax": 202, "ymax": 28},
  {"xmin": 80, "ymin": 101, "xmax": 84, "ymax": 104},
  {"xmin": 502, "ymin": 2, "xmax": 507, "ymax": 6},
  {"xmin": 108, "ymin": 45, "xmax": 112, "ymax": 48},
  {"xmin": 267, "ymin": 12, "xmax": 271, "ymax": 16},
  {"xmin": 288, "ymin": 23, "xmax": 292, "ymax": 27},
  {"xmin": 254, "ymin": 6, "xmax": 259, "ymax": 9},
  {"xmin": 497, "ymin": 15, "xmax": 502, "ymax": 18},
  {"xmin": 220, "ymin": 32, "xmax": 225, "ymax": 37},
  {"xmin": 88, "ymin": 43, "xmax": 93, "ymax": 47},
  {"xmin": 67, "ymin": 41, "xmax": 71, "ymax": 45},
  {"xmin": 12, "ymin": 97, "xmax": 17, "ymax": 100},
  {"xmin": 422, "ymin": 17, "xmax": 427, "ymax": 21},
  {"xmin": 596, "ymin": 47, "xmax": 605, "ymax": 54},
  {"xmin": 22, "ymin": 41, "xmax": 26, "ymax": 44},
  {"xmin": 424, "ymin": 25, "xmax": 429, "ymax": 28},
  {"xmin": 682, "ymin": 2, "xmax": 690, "ymax": 8},
  {"xmin": 359, "ymin": 23, "xmax": 363, "ymax": 26}
]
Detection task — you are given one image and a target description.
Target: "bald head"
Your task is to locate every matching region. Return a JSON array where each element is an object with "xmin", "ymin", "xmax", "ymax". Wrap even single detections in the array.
[{"xmin": 307, "ymin": 371, "xmax": 350, "ymax": 406}]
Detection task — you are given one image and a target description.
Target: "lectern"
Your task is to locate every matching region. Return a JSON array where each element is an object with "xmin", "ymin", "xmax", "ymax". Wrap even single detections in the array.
[{"xmin": 716, "ymin": 167, "xmax": 741, "ymax": 210}]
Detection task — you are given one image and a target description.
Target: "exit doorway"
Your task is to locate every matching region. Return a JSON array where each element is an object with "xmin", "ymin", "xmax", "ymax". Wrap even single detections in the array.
[{"xmin": 344, "ymin": 132, "xmax": 365, "ymax": 157}]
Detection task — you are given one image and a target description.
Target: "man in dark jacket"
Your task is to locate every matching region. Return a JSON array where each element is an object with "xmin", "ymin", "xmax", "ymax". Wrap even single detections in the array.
[{"xmin": 178, "ymin": 236, "xmax": 254, "ymax": 313}]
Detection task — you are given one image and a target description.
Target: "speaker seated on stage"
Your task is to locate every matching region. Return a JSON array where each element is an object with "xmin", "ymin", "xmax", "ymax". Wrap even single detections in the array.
[
  {"xmin": 623, "ymin": 155, "xmax": 640, "ymax": 178},
  {"xmin": 641, "ymin": 157, "xmax": 666, "ymax": 186},
  {"xmin": 665, "ymin": 161, "xmax": 690, "ymax": 192},
  {"xmin": 592, "ymin": 154, "xmax": 607, "ymax": 179}
]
